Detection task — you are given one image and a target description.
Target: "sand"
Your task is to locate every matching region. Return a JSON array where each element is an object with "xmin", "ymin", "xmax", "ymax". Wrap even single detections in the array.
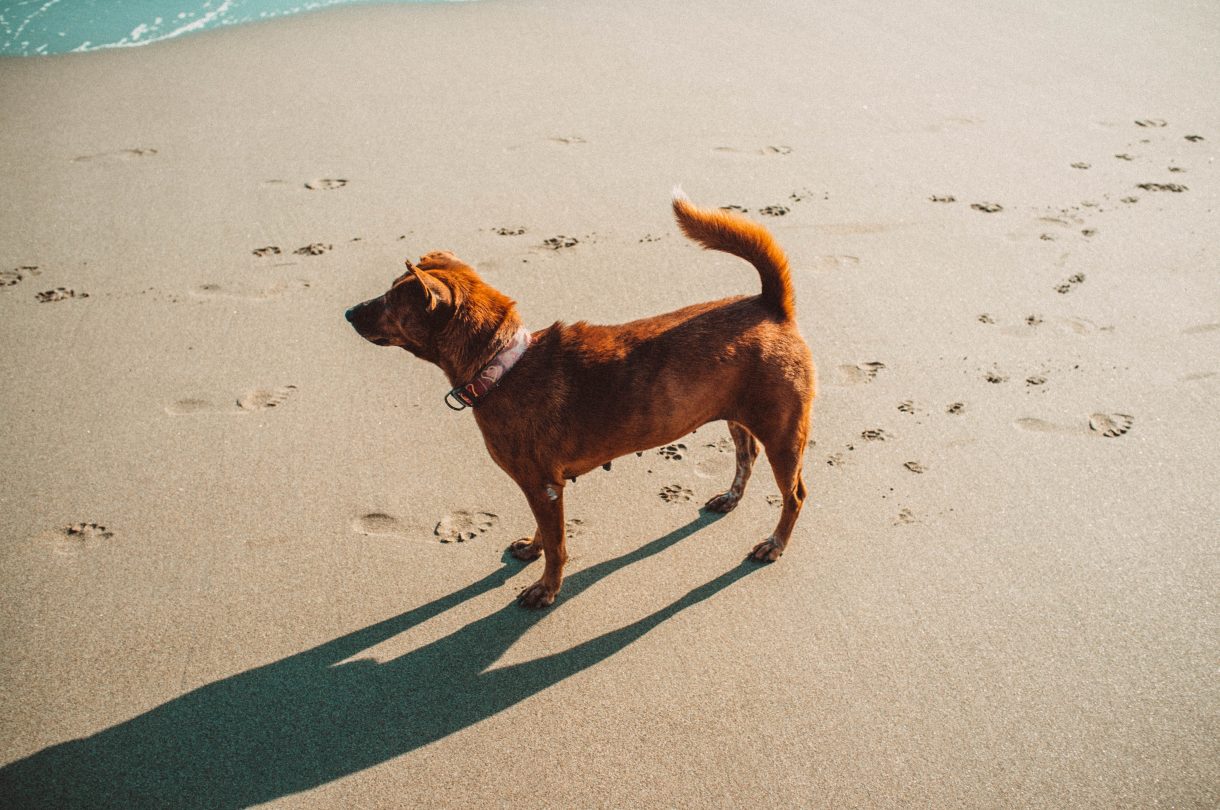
[{"xmin": 0, "ymin": 0, "xmax": 1217, "ymax": 806}]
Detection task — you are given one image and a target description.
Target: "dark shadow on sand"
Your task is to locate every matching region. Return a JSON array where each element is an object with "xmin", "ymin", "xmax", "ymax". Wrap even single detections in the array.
[{"xmin": 0, "ymin": 512, "xmax": 759, "ymax": 808}]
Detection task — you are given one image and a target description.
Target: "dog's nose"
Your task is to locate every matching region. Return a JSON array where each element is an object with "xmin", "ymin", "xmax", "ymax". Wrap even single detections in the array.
[{"xmin": 345, "ymin": 306, "xmax": 357, "ymax": 323}]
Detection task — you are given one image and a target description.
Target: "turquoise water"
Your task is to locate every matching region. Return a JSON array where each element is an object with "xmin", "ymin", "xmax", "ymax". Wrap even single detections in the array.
[{"xmin": 0, "ymin": 0, "xmax": 470, "ymax": 56}]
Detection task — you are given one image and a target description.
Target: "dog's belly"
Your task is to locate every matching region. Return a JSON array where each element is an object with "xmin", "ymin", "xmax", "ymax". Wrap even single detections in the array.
[{"xmin": 559, "ymin": 412, "xmax": 724, "ymax": 480}]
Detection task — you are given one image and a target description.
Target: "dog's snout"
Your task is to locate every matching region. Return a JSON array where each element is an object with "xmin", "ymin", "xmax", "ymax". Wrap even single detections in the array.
[{"xmin": 345, "ymin": 306, "xmax": 358, "ymax": 323}]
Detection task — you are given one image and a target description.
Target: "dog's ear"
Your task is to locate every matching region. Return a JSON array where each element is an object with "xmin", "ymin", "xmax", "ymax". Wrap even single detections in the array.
[{"xmin": 404, "ymin": 261, "xmax": 452, "ymax": 312}]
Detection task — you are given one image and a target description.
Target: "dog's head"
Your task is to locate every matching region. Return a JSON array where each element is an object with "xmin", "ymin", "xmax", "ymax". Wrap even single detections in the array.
[{"xmin": 345, "ymin": 251, "xmax": 511, "ymax": 366}]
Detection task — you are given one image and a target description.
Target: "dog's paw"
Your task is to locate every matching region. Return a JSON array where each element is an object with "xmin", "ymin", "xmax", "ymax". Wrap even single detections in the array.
[
  {"xmin": 517, "ymin": 580, "xmax": 557, "ymax": 609},
  {"xmin": 748, "ymin": 537, "xmax": 785, "ymax": 562},
  {"xmin": 509, "ymin": 537, "xmax": 543, "ymax": 562},
  {"xmin": 704, "ymin": 491, "xmax": 741, "ymax": 513}
]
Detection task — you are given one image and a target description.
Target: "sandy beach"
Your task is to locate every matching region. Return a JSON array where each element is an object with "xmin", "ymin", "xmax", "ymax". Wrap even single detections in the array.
[{"xmin": 1, "ymin": 0, "xmax": 1217, "ymax": 805}]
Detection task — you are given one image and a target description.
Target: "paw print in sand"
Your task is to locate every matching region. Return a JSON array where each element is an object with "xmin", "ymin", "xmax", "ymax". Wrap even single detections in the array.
[
  {"xmin": 658, "ymin": 443, "xmax": 687, "ymax": 461},
  {"xmin": 659, "ymin": 485, "xmax": 693, "ymax": 503}
]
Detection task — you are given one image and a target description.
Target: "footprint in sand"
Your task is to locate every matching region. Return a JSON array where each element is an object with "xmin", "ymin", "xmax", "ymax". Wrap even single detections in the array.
[
  {"xmin": 435, "ymin": 510, "xmax": 498, "ymax": 543},
  {"xmin": 304, "ymin": 178, "xmax": 347, "ymax": 191},
  {"xmin": 809, "ymin": 255, "xmax": 860, "ymax": 271},
  {"xmin": 1055, "ymin": 273, "xmax": 1086, "ymax": 295},
  {"xmin": 166, "ymin": 385, "xmax": 297, "ymax": 415},
  {"xmin": 1014, "ymin": 417, "xmax": 1070, "ymax": 434},
  {"xmin": 713, "ymin": 145, "xmax": 793, "ymax": 157},
  {"xmin": 894, "ymin": 508, "xmax": 918, "ymax": 526},
  {"xmin": 838, "ymin": 361, "xmax": 886, "ymax": 385},
  {"xmin": 1056, "ymin": 316, "xmax": 1104, "ymax": 335},
  {"xmin": 547, "ymin": 136, "xmax": 587, "ymax": 145},
  {"xmin": 1134, "ymin": 119, "xmax": 1167, "ymax": 128},
  {"xmin": 659, "ymin": 484, "xmax": 693, "ymax": 503},
  {"xmin": 694, "ymin": 452, "xmax": 732, "ymax": 480},
  {"xmin": 1088, "ymin": 412, "xmax": 1135, "ymax": 438},
  {"xmin": 494, "ymin": 227, "xmax": 526, "ymax": 236},
  {"xmin": 71, "ymin": 148, "xmax": 158, "ymax": 163},
  {"xmin": 826, "ymin": 452, "xmax": 848, "ymax": 467},
  {"xmin": 983, "ymin": 369, "xmax": 1009, "ymax": 384},
  {"xmin": 238, "ymin": 385, "xmax": 298, "ymax": 411},
  {"xmin": 758, "ymin": 205, "xmax": 790, "ymax": 217},
  {"xmin": 36, "ymin": 287, "xmax": 88, "ymax": 303},
  {"xmin": 861, "ymin": 428, "xmax": 893, "ymax": 442},
  {"xmin": 65, "ymin": 522, "xmax": 114, "ymax": 540},
  {"xmin": 788, "ymin": 188, "xmax": 825, "ymax": 203},
  {"xmin": 2, "ymin": 266, "xmax": 39, "ymax": 287},
  {"xmin": 565, "ymin": 518, "xmax": 585, "ymax": 540},
  {"xmin": 1014, "ymin": 413, "xmax": 1134, "ymax": 438},
  {"xmin": 1005, "ymin": 315, "xmax": 1110, "ymax": 337},
  {"xmin": 353, "ymin": 512, "xmax": 408, "ymax": 537},
  {"xmin": 293, "ymin": 243, "xmax": 333, "ymax": 256},
  {"xmin": 1137, "ymin": 183, "xmax": 1188, "ymax": 193},
  {"xmin": 252, "ymin": 246, "xmax": 282, "ymax": 257},
  {"xmin": 929, "ymin": 195, "xmax": 956, "ymax": 203},
  {"xmin": 164, "ymin": 398, "xmax": 216, "ymax": 416},
  {"xmin": 946, "ymin": 402, "xmax": 966, "ymax": 415},
  {"xmin": 971, "ymin": 202, "xmax": 1003, "ymax": 213},
  {"xmin": 903, "ymin": 461, "xmax": 926, "ymax": 474},
  {"xmin": 542, "ymin": 235, "xmax": 579, "ymax": 250},
  {"xmin": 897, "ymin": 400, "xmax": 917, "ymax": 414},
  {"xmin": 48, "ymin": 522, "xmax": 115, "ymax": 557},
  {"xmin": 190, "ymin": 280, "xmax": 308, "ymax": 300}
]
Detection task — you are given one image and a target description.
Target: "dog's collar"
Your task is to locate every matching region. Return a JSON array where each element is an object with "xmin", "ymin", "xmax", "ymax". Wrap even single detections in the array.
[{"xmin": 444, "ymin": 325, "xmax": 532, "ymax": 411}]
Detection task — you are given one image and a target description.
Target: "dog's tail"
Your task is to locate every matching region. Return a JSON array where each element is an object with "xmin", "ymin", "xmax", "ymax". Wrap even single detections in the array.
[{"xmin": 671, "ymin": 187, "xmax": 794, "ymax": 321}]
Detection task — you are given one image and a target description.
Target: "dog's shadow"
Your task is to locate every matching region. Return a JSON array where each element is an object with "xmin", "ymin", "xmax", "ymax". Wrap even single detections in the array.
[{"xmin": 0, "ymin": 512, "xmax": 759, "ymax": 808}]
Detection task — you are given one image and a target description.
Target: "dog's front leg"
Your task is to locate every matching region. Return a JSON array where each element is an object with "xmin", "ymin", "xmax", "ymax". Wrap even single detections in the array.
[{"xmin": 515, "ymin": 481, "xmax": 567, "ymax": 609}]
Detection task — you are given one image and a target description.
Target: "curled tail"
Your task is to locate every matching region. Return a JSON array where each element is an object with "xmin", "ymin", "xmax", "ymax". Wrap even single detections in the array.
[{"xmin": 672, "ymin": 188, "xmax": 795, "ymax": 321}]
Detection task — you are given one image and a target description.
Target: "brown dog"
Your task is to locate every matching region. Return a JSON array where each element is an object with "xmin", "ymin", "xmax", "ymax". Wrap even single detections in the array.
[{"xmin": 346, "ymin": 192, "xmax": 815, "ymax": 608}]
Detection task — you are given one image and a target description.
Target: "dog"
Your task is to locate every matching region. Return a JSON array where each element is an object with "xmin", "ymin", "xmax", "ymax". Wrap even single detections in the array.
[{"xmin": 346, "ymin": 191, "xmax": 815, "ymax": 608}]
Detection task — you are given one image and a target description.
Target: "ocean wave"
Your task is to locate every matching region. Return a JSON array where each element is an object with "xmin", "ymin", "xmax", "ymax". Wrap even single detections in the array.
[{"xmin": 0, "ymin": 0, "xmax": 474, "ymax": 57}]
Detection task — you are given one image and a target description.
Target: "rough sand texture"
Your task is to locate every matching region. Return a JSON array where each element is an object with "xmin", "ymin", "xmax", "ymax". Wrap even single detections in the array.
[{"xmin": 1, "ymin": 0, "xmax": 1218, "ymax": 806}]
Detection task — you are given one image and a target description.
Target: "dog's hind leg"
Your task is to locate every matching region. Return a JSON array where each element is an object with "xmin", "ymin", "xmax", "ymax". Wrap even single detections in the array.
[
  {"xmin": 748, "ymin": 420, "xmax": 809, "ymax": 562},
  {"xmin": 515, "ymin": 481, "xmax": 568, "ymax": 609},
  {"xmin": 704, "ymin": 421, "xmax": 760, "ymax": 513}
]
